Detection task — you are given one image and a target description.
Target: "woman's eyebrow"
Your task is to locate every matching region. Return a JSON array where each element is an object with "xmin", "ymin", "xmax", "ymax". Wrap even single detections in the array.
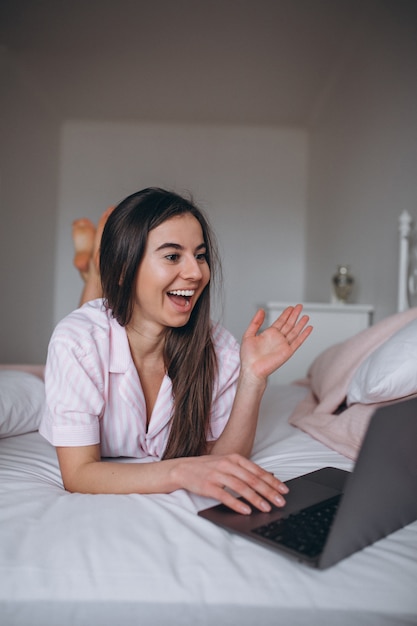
[
  {"xmin": 156, "ymin": 242, "xmax": 183, "ymax": 251},
  {"xmin": 156, "ymin": 242, "xmax": 207, "ymax": 252}
]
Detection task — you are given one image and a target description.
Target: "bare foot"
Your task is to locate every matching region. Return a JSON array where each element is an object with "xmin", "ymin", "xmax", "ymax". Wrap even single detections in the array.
[
  {"xmin": 72, "ymin": 218, "xmax": 96, "ymax": 278},
  {"xmin": 76, "ymin": 206, "xmax": 115, "ymax": 306}
]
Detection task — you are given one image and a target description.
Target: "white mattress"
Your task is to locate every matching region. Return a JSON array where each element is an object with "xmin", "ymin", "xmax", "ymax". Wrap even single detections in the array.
[{"xmin": 1, "ymin": 384, "xmax": 416, "ymax": 626}]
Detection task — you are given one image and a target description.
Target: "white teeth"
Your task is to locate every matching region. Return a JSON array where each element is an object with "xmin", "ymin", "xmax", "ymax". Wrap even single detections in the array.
[{"xmin": 168, "ymin": 290, "xmax": 195, "ymax": 297}]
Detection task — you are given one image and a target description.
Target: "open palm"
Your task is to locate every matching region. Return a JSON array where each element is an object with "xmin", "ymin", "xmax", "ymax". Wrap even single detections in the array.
[{"xmin": 240, "ymin": 305, "xmax": 313, "ymax": 380}]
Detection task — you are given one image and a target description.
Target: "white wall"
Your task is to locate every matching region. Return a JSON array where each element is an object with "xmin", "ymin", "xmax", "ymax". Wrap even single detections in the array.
[
  {"xmin": 55, "ymin": 121, "xmax": 308, "ymax": 342},
  {"xmin": 306, "ymin": 1, "xmax": 417, "ymax": 322}
]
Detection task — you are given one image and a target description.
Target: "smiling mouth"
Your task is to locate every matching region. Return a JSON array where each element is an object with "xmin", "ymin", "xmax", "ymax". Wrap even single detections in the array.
[
  {"xmin": 167, "ymin": 289, "xmax": 195, "ymax": 309},
  {"xmin": 168, "ymin": 290, "xmax": 195, "ymax": 297}
]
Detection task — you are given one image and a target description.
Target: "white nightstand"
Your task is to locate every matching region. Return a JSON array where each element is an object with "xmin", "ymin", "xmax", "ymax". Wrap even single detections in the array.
[{"xmin": 263, "ymin": 302, "xmax": 374, "ymax": 385}]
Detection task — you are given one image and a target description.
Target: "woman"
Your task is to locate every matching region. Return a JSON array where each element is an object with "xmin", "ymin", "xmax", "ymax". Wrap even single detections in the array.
[{"xmin": 40, "ymin": 188, "xmax": 312, "ymax": 515}]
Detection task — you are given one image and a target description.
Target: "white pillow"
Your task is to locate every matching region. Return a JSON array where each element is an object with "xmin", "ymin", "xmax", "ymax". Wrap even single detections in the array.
[
  {"xmin": 347, "ymin": 318, "xmax": 417, "ymax": 405},
  {"xmin": 0, "ymin": 370, "xmax": 45, "ymax": 438}
]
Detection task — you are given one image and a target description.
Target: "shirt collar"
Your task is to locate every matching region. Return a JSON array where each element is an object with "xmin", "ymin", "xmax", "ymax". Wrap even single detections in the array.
[{"xmin": 108, "ymin": 314, "xmax": 132, "ymax": 373}]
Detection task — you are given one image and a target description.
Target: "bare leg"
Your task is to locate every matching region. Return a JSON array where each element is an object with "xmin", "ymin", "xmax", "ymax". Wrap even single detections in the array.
[
  {"xmin": 92, "ymin": 206, "xmax": 115, "ymax": 269},
  {"xmin": 78, "ymin": 259, "xmax": 102, "ymax": 306},
  {"xmin": 72, "ymin": 219, "xmax": 95, "ymax": 280},
  {"xmin": 72, "ymin": 206, "xmax": 115, "ymax": 306}
]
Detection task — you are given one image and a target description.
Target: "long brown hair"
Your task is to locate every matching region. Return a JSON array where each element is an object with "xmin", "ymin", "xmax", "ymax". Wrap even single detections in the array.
[{"xmin": 100, "ymin": 188, "xmax": 221, "ymax": 459}]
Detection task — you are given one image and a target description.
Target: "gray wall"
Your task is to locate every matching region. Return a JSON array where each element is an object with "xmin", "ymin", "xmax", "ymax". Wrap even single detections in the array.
[
  {"xmin": 54, "ymin": 122, "xmax": 308, "ymax": 344},
  {"xmin": 1, "ymin": 0, "xmax": 416, "ymax": 364},
  {"xmin": 306, "ymin": 1, "xmax": 417, "ymax": 322},
  {"xmin": 0, "ymin": 48, "xmax": 60, "ymax": 363}
]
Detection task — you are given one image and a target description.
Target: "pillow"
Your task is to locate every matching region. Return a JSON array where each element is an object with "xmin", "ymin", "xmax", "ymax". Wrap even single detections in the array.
[
  {"xmin": 0, "ymin": 370, "xmax": 45, "ymax": 438},
  {"xmin": 289, "ymin": 307, "xmax": 417, "ymax": 459},
  {"xmin": 347, "ymin": 318, "xmax": 417, "ymax": 405}
]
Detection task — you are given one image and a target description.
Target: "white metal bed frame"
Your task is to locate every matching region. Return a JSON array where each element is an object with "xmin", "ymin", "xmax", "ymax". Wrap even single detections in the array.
[{"xmin": 398, "ymin": 210, "xmax": 415, "ymax": 312}]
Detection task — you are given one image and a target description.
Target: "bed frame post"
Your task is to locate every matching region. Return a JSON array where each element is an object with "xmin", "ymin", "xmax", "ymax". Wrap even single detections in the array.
[{"xmin": 398, "ymin": 210, "xmax": 413, "ymax": 312}]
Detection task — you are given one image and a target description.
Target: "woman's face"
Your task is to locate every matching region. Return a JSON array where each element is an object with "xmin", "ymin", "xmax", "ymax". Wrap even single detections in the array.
[{"xmin": 130, "ymin": 213, "xmax": 211, "ymax": 333}]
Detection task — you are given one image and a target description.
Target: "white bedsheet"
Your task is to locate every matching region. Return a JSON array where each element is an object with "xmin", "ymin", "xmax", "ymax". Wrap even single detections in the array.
[{"xmin": 1, "ymin": 384, "xmax": 416, "ymax": 626}]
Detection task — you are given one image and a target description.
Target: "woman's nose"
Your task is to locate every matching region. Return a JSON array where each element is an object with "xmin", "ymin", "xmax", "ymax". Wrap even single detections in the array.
[{"xmin": 182, "ymin": 255, "xmax": 203, "ymax": 279}]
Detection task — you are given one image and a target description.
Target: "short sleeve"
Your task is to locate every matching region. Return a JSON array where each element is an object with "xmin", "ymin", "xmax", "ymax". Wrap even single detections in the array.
[{"xmin": 39, "ymin": 326, "xmax": 106, "ymax": 447}]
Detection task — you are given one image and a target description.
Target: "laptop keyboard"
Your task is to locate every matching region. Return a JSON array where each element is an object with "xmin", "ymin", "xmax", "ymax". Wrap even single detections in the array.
[{"xmin": 251, "ymin": 494, "xmax": 342, "ymax": 558}]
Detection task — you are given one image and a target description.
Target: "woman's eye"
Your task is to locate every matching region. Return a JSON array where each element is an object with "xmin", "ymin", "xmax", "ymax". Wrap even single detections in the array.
[
  {"xmin": 196, "ymin": 253, "xmax": 207, "ymax": 262},
  {"xmin": 165, "ymin": 254, "xmax": 179, "ymax": 262}
]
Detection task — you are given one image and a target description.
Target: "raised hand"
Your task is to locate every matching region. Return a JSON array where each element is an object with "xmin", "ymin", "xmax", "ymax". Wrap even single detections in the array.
[{"xmin": 240, "ymin": 304, "xmax": 313, "ymax": 381}]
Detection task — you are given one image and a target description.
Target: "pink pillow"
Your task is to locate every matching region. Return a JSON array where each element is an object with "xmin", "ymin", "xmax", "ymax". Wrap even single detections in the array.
[
  {"xmin": 308, "ymin": 307, "xmax": 417, "ymax": 410},
  {"xmin": 289, "ymin": 307, "xmax": 417, "ymax": 459}
]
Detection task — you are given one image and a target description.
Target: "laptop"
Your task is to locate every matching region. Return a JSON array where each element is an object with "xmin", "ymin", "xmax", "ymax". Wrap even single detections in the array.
[{"xmin": 198, "ymin": 397, "xmax": 417, "ymax": 569}]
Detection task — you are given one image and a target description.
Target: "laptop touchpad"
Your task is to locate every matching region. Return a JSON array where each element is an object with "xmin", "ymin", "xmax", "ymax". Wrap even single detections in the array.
[{"xmin": 279, "ymin": 478, "xmax": 341, "ymax": 517}]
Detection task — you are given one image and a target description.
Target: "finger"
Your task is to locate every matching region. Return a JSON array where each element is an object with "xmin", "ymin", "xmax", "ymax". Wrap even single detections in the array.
[
  {"xmin": 286, "ymin": 323, "xmax": 313, "ymax": 351},
  {"xmin": 275, "ymin": 306, "xmax": 312, "ymax": 342},
  {"xmin": 220, "ymin": 473, "xmax": 286, "ymax": 514},
  {"xmin": 210, "ymin": 478, "xmax": 272, "ymax": 515},
  {"xmin": 239, "ymin": 464, "xmax": 289, "ymax": 501},
  {"xmin": 210, "ymin": 486, "xmax": 253, "ymax": 515},
  {"xmin": 242, "ymin": 309, "xmax": 266, "ymax": 340},
  {"xmin": 217, "ymin": 458, "xmax": 289, "ymax": 513},
  {"xmin": 237, "ymin": 456, "xmax": 289, "ymax": 494},
  {"xmin": 284, "ymin": 313, "xmax": 311, "ymax": 341},
  {"xmin": 279, "ymin": 304, "xmax": 305, "ymax": 331},
  {"xmin": 270, "ymin": 305, "xmax": 301, "ymax": 332}
]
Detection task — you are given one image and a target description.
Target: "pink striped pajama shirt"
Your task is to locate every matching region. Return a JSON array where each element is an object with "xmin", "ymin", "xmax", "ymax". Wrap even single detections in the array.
[{"xmin": 39, "ymin": 299, "xmax": 240, "ymax": 460}]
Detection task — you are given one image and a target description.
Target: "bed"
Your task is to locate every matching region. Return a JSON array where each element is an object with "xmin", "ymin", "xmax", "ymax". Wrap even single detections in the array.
[{"xmin": 1, "ymin": 214, "xmax": 417, "ymax": 626}]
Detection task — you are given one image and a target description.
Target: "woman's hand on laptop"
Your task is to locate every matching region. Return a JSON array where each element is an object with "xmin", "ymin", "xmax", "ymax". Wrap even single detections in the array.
[{"xmin": 173, "ymin": 453, "xmax": 289, "ymax": 514}]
